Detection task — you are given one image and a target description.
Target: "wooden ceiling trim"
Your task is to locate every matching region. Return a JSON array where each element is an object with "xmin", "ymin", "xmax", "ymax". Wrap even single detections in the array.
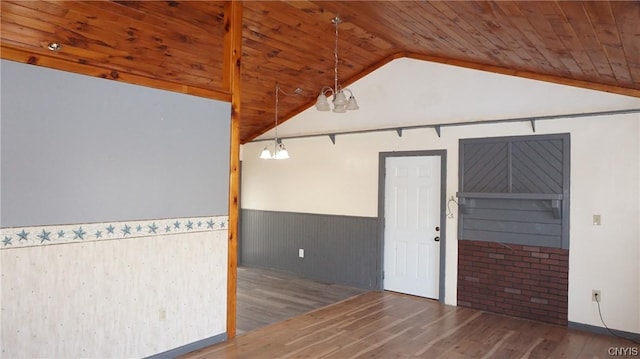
[
  {"xmin": 404, "ymin": 52, "xmax": 640, "ymax": 98},
  {"xmin": 1, "ymin": 45, "xmax": 231, "ymax": 102}
]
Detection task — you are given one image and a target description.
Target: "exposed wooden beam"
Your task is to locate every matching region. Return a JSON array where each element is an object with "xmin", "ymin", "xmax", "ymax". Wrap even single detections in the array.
[
  {"xmin": 224, "ymin": 1, "xmax": 242, "ymax": 341},
  {"xmin": 0, "ymin": 45, "xmax": 232, "ymax": 102}
]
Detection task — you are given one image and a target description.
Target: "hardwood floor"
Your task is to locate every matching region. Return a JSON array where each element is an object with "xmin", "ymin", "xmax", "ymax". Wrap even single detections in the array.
[
  {"xmin": 236, "ymin": 266, "xmax": 368, "ymax": 334},
  {"xmin": 185, "ymin": 290, "xmax": 634, "ymax": 359}
]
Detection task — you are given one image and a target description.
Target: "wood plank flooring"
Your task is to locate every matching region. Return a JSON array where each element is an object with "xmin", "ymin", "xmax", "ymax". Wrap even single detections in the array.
[
  {"xmin": 185, "ymin": 290, "xmax": 634, "ymax": 358},
  {"xmin": 236, "ymin": 266, "xmax": 367, "ymax": 334}
]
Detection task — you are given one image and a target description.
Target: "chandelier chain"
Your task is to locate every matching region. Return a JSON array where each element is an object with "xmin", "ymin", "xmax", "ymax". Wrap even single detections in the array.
[
  {"xmin": 274, "ymin": 84, "xmax": 279, "ymax": 139},
  {"xmin": 334, "ymin": 17, "xmax": 339, "ymax": 93}
]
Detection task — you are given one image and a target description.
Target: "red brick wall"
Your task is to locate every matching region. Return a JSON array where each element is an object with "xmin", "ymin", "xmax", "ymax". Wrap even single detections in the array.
[{"xmin": 457, "ymin": 240, "xmax": 568, "ymax": 326}]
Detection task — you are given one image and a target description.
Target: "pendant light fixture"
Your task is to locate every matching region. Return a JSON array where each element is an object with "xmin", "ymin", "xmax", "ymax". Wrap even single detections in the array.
[
  {"xmin": 315, "ymin": 16, "xmax": 359, "ymax": 113},
  {"xmin": 260, "ymin": 84, "xmax": 289, "ymax": 160}
]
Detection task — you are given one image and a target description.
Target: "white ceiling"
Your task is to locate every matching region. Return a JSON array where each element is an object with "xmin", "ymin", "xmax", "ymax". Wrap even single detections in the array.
[{"xmin": 256, "ymin": 58, "xmax": 640, "ymax": 140}]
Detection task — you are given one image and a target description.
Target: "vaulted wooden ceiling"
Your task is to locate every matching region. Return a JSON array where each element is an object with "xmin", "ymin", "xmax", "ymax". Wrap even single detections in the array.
[{"xmin": 2, "ymin": 1, "xmax": 639, "ymax": 143}]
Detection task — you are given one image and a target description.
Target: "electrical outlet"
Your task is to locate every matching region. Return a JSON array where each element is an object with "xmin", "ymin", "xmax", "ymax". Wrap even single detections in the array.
[
  {"xmin": 298, "ymin": 249, "xmax": 304, "ymax": 258},
  {"xmin": 592, "ymin": 290, "xmax": 601, "ymax": 302},
  {"xmin": 159, "ymin": 308, "xmax": 167, "ymax": 321}
]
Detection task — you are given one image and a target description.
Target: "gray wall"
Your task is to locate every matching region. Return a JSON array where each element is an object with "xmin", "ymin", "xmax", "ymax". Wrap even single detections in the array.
[
  {"xmin": 240, "ymin": 209, "xmax": 378, "ymax": 290},
  {"xmin": 1, "ymin": 60, "xmax": 231, "ymax": 227}
]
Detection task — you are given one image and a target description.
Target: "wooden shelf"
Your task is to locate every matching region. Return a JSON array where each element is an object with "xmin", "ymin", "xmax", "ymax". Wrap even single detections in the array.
[{"xmin": 456, "ymin": 192, "xmax": 563, "ymax": 219}]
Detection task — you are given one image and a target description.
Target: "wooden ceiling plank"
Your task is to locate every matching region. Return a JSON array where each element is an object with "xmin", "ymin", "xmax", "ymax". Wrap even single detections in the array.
[
  {"xmin": 490, "ymin": 2, "xmax": 557, "ymax": 73},
  {"xmin": 428, "ymin": 1, "xmax": 511, "ymax": 66},
  {"xmin": 128, "ymin": 1, "xmax": 226, "ymax": 33},
  {"xmin": 307, "ymin": 1, "xmax": 406, "ymax": 52},
  {"xmin": 1, "ymin": 20, "xmax": 221, "ymax": 92},
  {"xmin": 546, "ymin": 13, "xmax": 600, "ymax": 80},
  {"xmin": 555, "ymin": 1, "xmax": 617, "ymax": 82},
  {"xmin": 455, "ymin": 2, "xmax": 561, "ymax": 72},
  {"xmin": 610, "ymin": 2, "xmax": 640, "ymax": 84},
  {"xmin": 3, "ymin": 0, "xmax": 70, "ymax": 18},
  {"xmin": 1, "ymin": 5, "xmax": 60, "ymax": 34},
  {"xmin": 582, "ymin": 1, "xmax": 634, "ymax": 84},
  {"xmin": 57, "ymin": 9, "xmax": 224, "ymax": 87},
  {"xmin": 387, "ymin": 2, "xmax": 477, "ymax": 60},
  {"xmin": 60, "ymin": 1, "xmax": 222, "ymax": 56},
  {"xmin": 1, "ymin": 45, "xmax": 230, "ymax": 101},
  {"xmin": 242, "ymin": 31, "xmax": 364, "ymax": 80},
  {"xmin": 345, "ymin": 2, "xmax": 450, "ymax": 56},
  {"xmin": 510, "ymin": 2, "xmax": 578, "ymax": 75},
  {"xmin": 411, "ymin": 2, "xmax": 488, "ymax": 60},
  {"xmin": 243, "ymin": 3, "xmax": 380, "ymax": 70},
  {"xmin": 461, "ymin": 2, "xmax": 544, "ymax": 69}
]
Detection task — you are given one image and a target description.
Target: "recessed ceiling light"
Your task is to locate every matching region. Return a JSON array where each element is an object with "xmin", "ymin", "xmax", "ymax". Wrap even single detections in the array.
[{"xmin": 47, "ymin": 42, "xmax": 62, "ymax": 51}]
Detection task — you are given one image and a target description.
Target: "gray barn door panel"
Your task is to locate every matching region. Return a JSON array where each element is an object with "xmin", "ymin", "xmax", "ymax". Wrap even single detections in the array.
[{"xmin": 458, "ymin": 134, "xmax": 570, "ymax": 249}]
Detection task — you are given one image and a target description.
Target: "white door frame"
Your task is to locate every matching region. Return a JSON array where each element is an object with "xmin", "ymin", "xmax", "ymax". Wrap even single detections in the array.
[{"xmin": 377, "ymin": 150, "xmax": 447, "ymax": 302}]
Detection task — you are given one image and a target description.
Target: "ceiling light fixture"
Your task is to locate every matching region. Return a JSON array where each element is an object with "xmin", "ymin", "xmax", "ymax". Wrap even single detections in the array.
[
  {"xmin": 47, "ymin": 42, "xmax": 62, "ymax": 51},
  {"xmin": 315, "ymin": 16, "xmax": 359, "ymax": 113},
  {"xmin": 260, "ymin": 84, "xmax": 290, "ymax": 160}
]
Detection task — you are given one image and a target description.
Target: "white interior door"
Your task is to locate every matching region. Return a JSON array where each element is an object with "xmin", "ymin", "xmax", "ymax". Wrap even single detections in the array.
[{"xmin": 383, "ymin": 155, "xmax": 441, "ymax": 299}]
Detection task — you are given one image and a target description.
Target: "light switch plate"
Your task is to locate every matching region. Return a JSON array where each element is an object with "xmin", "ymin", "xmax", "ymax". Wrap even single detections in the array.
[
  {"xmin": 299, "ymin": 249, "xmax": 304, "ymax": 258},
  {"xmin": 593, "ymin": 214, "xmax": 601, "ymax": 226}
]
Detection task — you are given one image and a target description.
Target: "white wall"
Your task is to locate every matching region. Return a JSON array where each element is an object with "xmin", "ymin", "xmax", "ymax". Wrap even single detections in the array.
[
  {"xmin": 242, "ymin": 58, "xmax": 640, "ymax": 333},
  {"xmin": 243, "ymin": 114, "xmax": 640, "ymax": 333}
]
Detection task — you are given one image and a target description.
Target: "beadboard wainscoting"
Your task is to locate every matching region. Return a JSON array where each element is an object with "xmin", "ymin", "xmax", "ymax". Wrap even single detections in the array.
[
  {"xmin": 240, "ymin": 209, "xmax": 378, "ymax": 290},
  {"xmin": 0, "ymin": 216, "xmax": 228, "ymax": 358}
]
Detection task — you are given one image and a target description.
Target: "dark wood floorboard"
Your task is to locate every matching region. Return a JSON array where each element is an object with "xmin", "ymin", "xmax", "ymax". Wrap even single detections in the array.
[
  {"xmin": 185, "ymin": 291, "xmax": 635, "ymax": 359},
  {"xmin": 236, "ymin": 266, "xmax": 368, "ymax": 334}
]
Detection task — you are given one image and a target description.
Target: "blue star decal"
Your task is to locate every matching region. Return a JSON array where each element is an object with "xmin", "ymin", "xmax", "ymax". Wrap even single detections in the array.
[
  {"xmin": 136, "ymin": 225, "xmax": 143, "ymax": 232},
  {"xmin": 106, "ymin": 225, "xmax": 115, "ymax": 234},
  {"xmin": 121, "ymin": 225, "xmax": 131, "ymax": 236},
  {"xmin": 37, "ymin": 229, "xmax": 51, "ymax": 243},
  {"xmin": 221, "ymin": 221, "xmax": 226, "ymax": 228},
  {"xmin": 174, "ymin": 221, "xmax": 181, "ymax": 229},
  {"xmin": 186, "ymin": 221, "xmax": 193, "ymax": 230},
  {"xmin": 165, "ymin": 225, "xmax": 171, "ymax": 233},
  {"xmin": 3, "ymin": 236, "xmax": 12, "ymax": 246},
  {"xmin": 207, "ymin": 220, "xmax": 215, "ymax": 229},
  {"xmin": 197, "ymin": 221, "xmax": 202, "ymax": 227},
  {"xmin": 73, "ymin": 227, "xmax": 87, "ymax": 240},
  {"xmin": 57, "ymin": 230, "xmax": 65, "ymax": 238},
  {"xmin": 17, "ymin": 230, "xmax": 29, "ymax": 241},
  {"xmin": 95, "ymin": 230, "xmax": 103, "ymax": 238},
  {"xmin": 148, "ymin": 223, "xmax": 158, "ymax": 234}
]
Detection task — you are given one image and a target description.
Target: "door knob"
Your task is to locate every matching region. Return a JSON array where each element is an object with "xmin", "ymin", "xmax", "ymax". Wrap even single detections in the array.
[{"xmin": 434, "ymin": 236, "xmax": 440, "ymax": 242}]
